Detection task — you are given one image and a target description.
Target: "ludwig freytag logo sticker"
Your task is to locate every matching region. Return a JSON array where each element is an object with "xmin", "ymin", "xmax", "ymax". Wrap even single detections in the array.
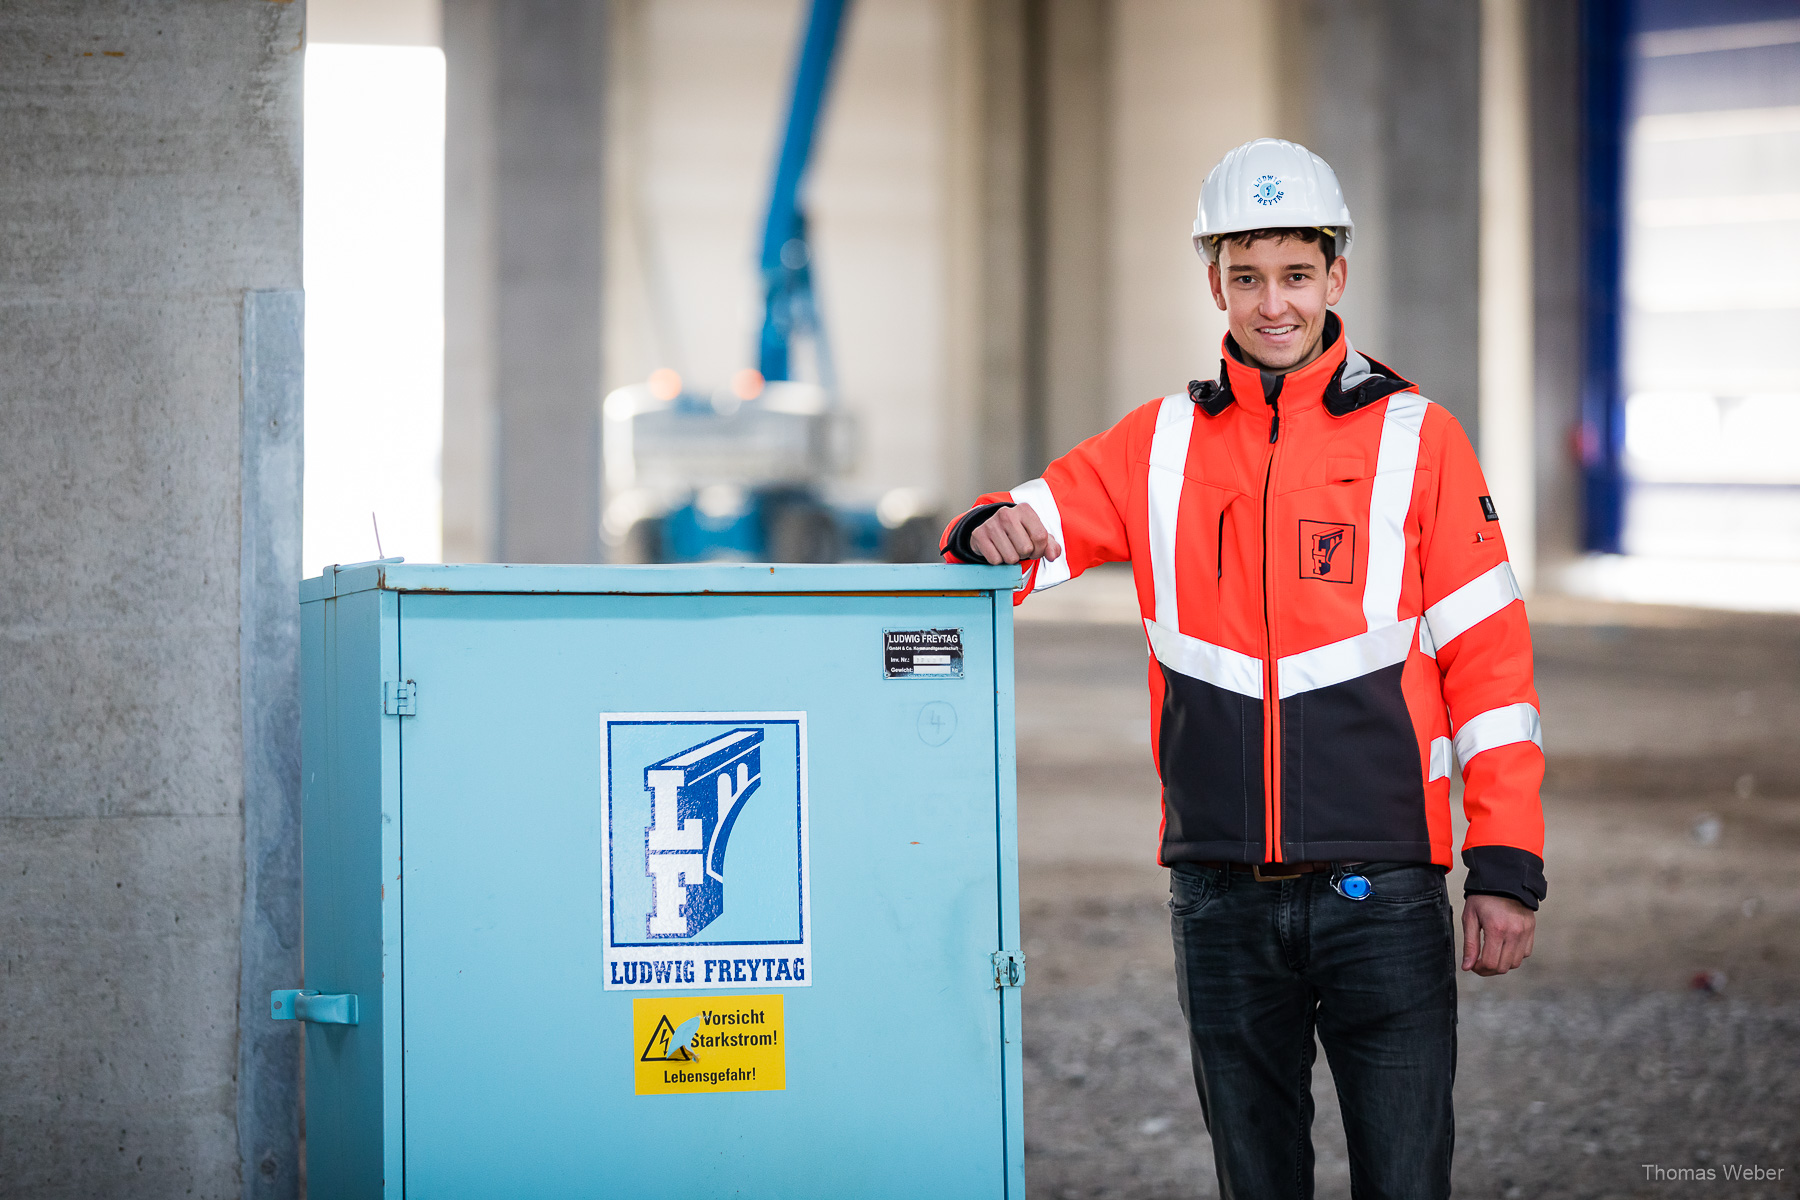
[
  {"xmin": 602, "ymin": 713, "xmax": 810, "ymax": 990},
  {"xmin": 1299, "ymin": 520, "xmax": 1355, "ymax": 584},
  {"xmin": 1253, "ymin": 174, "xmax": 1285, "ymax": 207}
]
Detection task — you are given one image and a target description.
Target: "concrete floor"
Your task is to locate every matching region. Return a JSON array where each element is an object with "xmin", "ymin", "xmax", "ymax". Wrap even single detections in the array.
[{"xmin": 1012, "ymin": 584, "xmax": 1800, "ymax": 1199}]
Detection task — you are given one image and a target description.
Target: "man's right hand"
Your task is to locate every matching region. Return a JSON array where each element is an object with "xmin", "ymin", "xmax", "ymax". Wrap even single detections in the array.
[{"xmin": 969, "ymin": 503, "xmax": 1063, "ymax": 565}]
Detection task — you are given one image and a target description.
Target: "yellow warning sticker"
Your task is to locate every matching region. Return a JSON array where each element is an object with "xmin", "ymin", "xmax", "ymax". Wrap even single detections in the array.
[{"xmin": 633, "ymin": 994, "xmax": 785, "ymax": 1095}]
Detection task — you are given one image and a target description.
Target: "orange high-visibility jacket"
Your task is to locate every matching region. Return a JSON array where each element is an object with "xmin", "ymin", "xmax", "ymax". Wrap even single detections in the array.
[{"xmin": 942, "ymin": 315, "xmax": 1546, "ymax": 907}]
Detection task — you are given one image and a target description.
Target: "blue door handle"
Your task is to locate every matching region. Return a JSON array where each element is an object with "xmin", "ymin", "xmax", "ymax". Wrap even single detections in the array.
[{"xmin": 271, "ymin": 989, "xmax": 359, "ymax": 1025}]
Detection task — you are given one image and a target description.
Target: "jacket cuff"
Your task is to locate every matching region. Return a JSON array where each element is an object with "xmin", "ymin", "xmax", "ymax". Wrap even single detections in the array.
[
  {"xmin": 1461, "ymin": 845, "xmax": 1546, "ymax": 911},
  {"xmin": 941, "ymin": 502, "xmax": 1014, "ymax": 563}
]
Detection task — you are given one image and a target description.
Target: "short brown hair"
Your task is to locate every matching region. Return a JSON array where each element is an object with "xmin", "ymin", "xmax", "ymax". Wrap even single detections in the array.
[{"xmin": 1214, "ymin": 226, "xmax": 1336, "ymax": 266}]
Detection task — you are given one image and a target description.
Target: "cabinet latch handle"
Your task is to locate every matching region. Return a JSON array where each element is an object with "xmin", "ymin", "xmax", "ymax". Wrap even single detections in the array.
[{"xmin": 271, "ymin": 989, "xmax": 359, "ymax": 1025}]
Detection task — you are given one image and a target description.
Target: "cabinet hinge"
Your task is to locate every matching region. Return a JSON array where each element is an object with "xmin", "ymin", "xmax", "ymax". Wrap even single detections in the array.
[
  {"xmin": 383, "ymin": 680, "xmax": 417, "ymax": 716},
  {"xmin": 991, "ymin": 949, "xmax": 1026, "ymax": 989}
]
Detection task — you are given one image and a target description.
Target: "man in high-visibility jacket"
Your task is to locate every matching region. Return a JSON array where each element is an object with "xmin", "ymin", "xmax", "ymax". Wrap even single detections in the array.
[{"xmin": 941, "ymin": 137, "xmax": 1544, "ymax": 1199}]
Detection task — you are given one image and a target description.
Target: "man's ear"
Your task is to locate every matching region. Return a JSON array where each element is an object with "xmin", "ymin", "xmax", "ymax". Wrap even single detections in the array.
[
  {"xmin": 1325, "ymin": 255, "xmax": 1348, "ymax": 306},
  {"xmin": 1208, "ymin": 261, "xmax": 1227, "ymax": 311}
]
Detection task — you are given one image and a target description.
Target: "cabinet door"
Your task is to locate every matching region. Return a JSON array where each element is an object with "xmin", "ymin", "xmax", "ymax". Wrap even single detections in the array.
[{"xmin": 398, "ymin": 592, "xmax": 1011, "ymax": 1198}]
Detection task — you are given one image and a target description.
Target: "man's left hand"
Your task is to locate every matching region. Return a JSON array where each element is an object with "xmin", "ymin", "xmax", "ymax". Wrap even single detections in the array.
[{"xmin": 1460, "ymin": 894, "xmax": 1535, "ymax": 976}]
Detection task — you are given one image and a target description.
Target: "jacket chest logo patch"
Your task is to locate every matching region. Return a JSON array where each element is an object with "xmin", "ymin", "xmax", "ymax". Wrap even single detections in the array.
[{"xmin": 1299, "ymin": 520, "xmax": 1356, "ymax": 584}]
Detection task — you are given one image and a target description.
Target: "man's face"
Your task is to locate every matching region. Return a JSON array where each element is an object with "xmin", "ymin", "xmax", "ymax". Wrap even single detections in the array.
[{"xmin": 1208, "ymin": 235, "xmax": 1348, "ymax": 373}]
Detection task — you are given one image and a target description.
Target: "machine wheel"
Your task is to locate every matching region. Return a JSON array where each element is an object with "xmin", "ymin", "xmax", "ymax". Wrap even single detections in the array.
[{"xmin": 767, "ymin": 504, "xmax": 842, "ymax": 563}]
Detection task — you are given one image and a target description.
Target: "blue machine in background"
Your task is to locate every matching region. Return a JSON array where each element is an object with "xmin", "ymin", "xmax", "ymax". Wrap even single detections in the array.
[
  {"xmin": 603, "ymin": 0, "xmax": 940, "ymax": 565},
  {"xmin": 757, "ymin": 0, "xmax": 849, "ymax": 391}
]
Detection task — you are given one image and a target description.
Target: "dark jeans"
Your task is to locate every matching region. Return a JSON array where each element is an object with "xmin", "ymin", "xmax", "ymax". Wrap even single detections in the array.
[{"xmin": 1169, "ymin": 861, "xmax": 1458, "ymax": 1200}]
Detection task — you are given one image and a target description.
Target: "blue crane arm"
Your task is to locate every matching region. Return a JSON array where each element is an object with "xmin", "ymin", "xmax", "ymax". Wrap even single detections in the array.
[{"xmin": 757, "ymin": 0, "xmax": 851, "ymax": 383}]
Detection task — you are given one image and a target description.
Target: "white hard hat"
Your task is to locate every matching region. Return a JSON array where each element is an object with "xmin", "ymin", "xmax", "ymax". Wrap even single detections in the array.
[{"xmin": 1192, "ymin": 137, "xmax": 1354, "ymax": 263}]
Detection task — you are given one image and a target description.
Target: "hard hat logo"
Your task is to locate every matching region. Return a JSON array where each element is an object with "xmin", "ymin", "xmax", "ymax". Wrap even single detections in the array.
[{"xmin": 1193, "ymin": 137, "xmax": 1354, "ymax": 262}]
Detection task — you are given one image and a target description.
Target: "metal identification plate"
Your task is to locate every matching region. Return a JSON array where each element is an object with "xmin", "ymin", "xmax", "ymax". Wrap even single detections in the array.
[{"xmin": 884, "ymin": 628, "xmax": 964, "ymax": 679}]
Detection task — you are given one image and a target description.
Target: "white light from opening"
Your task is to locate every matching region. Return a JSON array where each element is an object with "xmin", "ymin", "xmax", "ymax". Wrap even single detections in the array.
[
  {"xmin": 1627, "ymin": 391, "xmax": 1800, "ymax": 484},
  {"xmin": 303, "ymin": 44, "xmax": 445, "ymax": 576}
]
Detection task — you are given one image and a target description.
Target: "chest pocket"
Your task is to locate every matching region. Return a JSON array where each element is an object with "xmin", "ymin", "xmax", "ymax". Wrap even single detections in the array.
[
  {"xmin": 1325, "ymin": 455, "xmax": 1370, "ymax": 485},
  {"xmin": 1276, "ymin": 447, "xmax": 1373, "ymax": 494}
]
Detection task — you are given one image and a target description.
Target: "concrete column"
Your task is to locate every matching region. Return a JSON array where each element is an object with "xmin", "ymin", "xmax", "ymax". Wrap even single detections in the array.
[
  {"xmin": 1107, "ymin": 0, "xmax": 1278, "ymax": 420},
  {"xmin": 1480, "ymin": 0, "xmax": 1537, "ymax": 590},
  {"xmin": 1282, "ymin": 0, "xmax": 1481, "ymax": 440},
  {"xmin": 1277, "ymin": 0, "xmax": 1394, "ymax": 356},
  {"xmin": 236, "ymin": 290, "xmax": 306, "ymax": 1199},
  {"xmin": 443, "ymin": 0, "xmax": 499, "ymax": 563},
  {"xmin": 943, "ymin": 0, "xmax": 1117, "ymax": 495},
  {"xmin": 1036, "ymin": 0, "xmax": 1114, "ymax": 463},
  {"xmin": 444, "ymin": 0, "xmax": 607, "ymax": 563},
  {"xmin": 1386, "ymin": 1, "xmax": 1481, "ymax": 440},
  {"xmin": 1527, "ymin": 0, "xmax": 1586, "ymax": 582},
  {"xmin": 0, "ymin": 4, "xmax": 303, "ymax": 1197},
  {"xmin": 942, "ymin": 0, "xmax": 1032, "ymax": 501},
  {"xmin": 599, "ymin": 0, "xmax": 673, "ymax": 394}
]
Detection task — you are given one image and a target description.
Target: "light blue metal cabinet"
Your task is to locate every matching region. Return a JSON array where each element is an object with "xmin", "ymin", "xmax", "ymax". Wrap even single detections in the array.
[{"xmin": 292, "ymin": 562, "xmax": 1025, "ymax": 1198}]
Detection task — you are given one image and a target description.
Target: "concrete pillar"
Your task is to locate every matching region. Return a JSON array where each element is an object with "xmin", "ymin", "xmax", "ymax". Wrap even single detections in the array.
[
  {"xmin": 942, "ymin": 0, "xmax": 1281, "ymax": 477},
  {"xmin": 598, "ymin": 0, "xmax": 673, "ymax": 394},
  {"xmin": 1282, "ymin": 0, "xmax": 1482, "ymax": 440},
  {"xmin": 1035, "ymin": 0, "xmax": 1114, "ymax": 463},
  {"xmin": 1275, "ymin": 0, "xmax": 1393, "ymax": 356},
  {"xmin": 1527, "ymin": 0, "xmax": 1586, "ymax": 582},
  {"xmin": 0, "ymin": 4, "xmax": 303, "ymax": 1197},
  {"xmin": 443, "ymin": 0, "xmax": 501, "ymax": 563},
  {"xmin": 943, "ymin": 0, "xmax": 1115, "ymax": 493},
  {"xmin": 942, "ymin": 0, "xmax": 1032, "ymax": 501},
  {"xmin": 1481, "ymin": 0, "xmax": 1537, "ymax": 590},
  {"xmin": 1386, "ymin": 1, "xmax": 1481, "ymax": 440},
  {"xmin": 310, "ymin": 0, "xmax": 441, "ymax": 44},
  {"xmin": 443, "ymin": 0, "xmax": 607, "ymax": 563},
  {"xmin": 1107, "ymin": 0, "xmax": 1278, "ymax": 420}
]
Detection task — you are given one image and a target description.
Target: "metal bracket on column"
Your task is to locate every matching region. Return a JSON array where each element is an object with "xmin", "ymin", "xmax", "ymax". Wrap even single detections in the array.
[{"xmin": 270, "ymin": 989, "xmax": 360, "ymax": 1025}]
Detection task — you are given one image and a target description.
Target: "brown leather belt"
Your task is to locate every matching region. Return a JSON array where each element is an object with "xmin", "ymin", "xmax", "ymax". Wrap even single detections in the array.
[{"xmin": 1195, "ymin": 860, "xmax": 1355, "ymax": 880}]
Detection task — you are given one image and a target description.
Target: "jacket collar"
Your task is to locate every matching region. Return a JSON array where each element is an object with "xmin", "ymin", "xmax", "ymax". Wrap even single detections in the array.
[{"xmin": 1187, "ymin": 313, "xmax": 1414, "ymax": 419}]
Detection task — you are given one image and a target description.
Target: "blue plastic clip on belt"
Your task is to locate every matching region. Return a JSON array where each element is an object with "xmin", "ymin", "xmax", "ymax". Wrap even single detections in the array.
[{"xmin": 1330, "ymin": 865, "xmax": 1373, "ymax": 901}]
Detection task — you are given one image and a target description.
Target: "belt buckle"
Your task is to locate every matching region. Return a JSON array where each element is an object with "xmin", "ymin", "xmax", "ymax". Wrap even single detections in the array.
[{"xmin": 1251, "ymin": 862, "xmax": 1296, "ymax": 882}]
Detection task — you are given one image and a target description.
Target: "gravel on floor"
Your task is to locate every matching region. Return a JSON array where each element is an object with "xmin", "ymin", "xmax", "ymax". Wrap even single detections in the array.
[{"xmin": 1024, "ymin": 971, "xmax": 1800, "ymax": 1200}]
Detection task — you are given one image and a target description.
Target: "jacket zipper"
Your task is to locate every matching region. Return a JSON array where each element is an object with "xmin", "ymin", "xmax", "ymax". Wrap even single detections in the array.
[{"xmin": 1261, "ymin": 394, "xmax": 1282, "ymax": 862}]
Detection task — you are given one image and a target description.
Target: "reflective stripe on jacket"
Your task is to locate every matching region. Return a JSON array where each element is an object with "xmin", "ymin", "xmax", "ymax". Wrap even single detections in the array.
[{"xmin": 941, "ymin": 315, "xmax": 1546, "ymax": 907}]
